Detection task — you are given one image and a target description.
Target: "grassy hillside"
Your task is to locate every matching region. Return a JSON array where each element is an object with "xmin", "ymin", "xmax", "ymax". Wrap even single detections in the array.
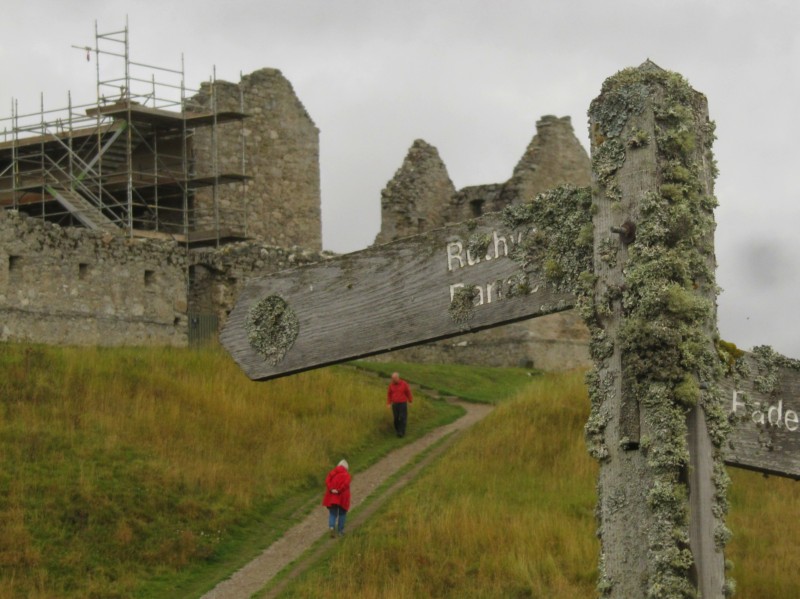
[
  {"xmin": 281, "ymin": 370, "xmax": 598, "ymax": 597},
  {"xmin": 1, "ymin": 344, "xmax": 797, "ymax": 597},
  {"xmin": 0, "ymin": 343, "xmax": 463, "ymax": 598},
  {"xmin": 281, "ymin": 370, "xmax": 800, "ymax": 599}
]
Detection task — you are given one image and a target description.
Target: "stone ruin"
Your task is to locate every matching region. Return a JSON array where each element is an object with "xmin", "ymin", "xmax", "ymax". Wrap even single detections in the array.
[
  {"xmin": 0, "ymin": 67, "xmax": 326, "ymax": 347},
  {"xmin": 0, "ymin": 65, "xmax": 590, "ymax": 370},
  {"xmin": 371, "ymin": 116, "xmax": 592, "ymax": 370}
]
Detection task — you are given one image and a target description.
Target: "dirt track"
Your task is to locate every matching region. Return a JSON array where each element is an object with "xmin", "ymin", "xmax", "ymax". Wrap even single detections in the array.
[{"xmin": 201, "ymin": 397, "xmax": 493, "ymax": 599}]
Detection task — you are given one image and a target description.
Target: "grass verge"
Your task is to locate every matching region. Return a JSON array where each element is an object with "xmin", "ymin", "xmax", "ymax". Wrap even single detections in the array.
[{"xmin": 279, "ymin": 369, "xmax": 800, "ymax": 598}]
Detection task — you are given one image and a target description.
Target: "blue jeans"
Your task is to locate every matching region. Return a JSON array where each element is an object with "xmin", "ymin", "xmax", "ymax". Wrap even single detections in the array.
[{"xmin": 328, "ymin": 505, "xmax": 347, "ymax": 533}]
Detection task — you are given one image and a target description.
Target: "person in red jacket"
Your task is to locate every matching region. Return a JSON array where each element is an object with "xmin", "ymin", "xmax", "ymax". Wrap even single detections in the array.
[
  {"xmin": 322, "ymin": 459, "xmax": 351, "ymax": 537},
  {"xmin": 387, "ymin": 372, "xmax": 413, "ymax": 438}
]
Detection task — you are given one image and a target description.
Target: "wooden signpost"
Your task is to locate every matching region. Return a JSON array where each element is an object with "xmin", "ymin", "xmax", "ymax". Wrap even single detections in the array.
[
  {"xmin": 221, "ymin": 211, "xmax": 575, "ymax": 381},
  {"xmin": 221, "ymin": 63, "xmax": 799, "ymax": 597},
  {"xmin": 720, "ymin": 349, "xmax": 800, "ymax": 479},
  {"xmin": 221, "ymin": 226, "xmax": 800, "ymax": 487}
]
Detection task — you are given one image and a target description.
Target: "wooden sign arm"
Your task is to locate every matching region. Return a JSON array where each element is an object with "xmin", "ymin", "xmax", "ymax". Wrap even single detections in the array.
[
  {"xmin": 719, "ymin": 345, "xmax": 800, "ymax": 479},
  {"xmin": 221, "ymin": 204, "xmax": 584, "ymax": 381}
]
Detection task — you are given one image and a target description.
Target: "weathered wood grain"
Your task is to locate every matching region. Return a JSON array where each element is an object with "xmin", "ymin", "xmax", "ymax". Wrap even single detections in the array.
[
  {"xmin": 221, "ymin": 211, "xmax": 576, "ymax": 380},
  {"xmin": 589, "ymin": 67, "xmax": 726, "ymax": 597},
  {"xmin": 721, "ymin": 352, "xmax": 800, "ymax": 479}
]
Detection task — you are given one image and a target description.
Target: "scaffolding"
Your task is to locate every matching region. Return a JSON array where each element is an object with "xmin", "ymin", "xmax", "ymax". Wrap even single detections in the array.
[{"xmin": 0, "ymin": 20, "xmax": 249, "ymax": 245}]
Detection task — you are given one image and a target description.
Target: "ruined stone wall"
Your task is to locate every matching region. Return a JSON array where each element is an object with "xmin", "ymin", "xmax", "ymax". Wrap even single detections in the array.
[
  {"xmin": 190, "ymin": 69, "xmax": 322, "ymax": 251},
  {"xmin": 0, "ymin": 210, "xmax": 187, "ymax": 346},
  {"xmin": 0, "ymin": 66, "xmax": 594, "ymax": 366},
  {"xmin": 448, "ymin": 115, "xmax": 592, "ymax": 221},
  {"xmin": 371, "ymin": 115, "xmax": 593, "ymax": 370},
  {"xmin": 499, "ymin": 115, "xmax": 593, "ymax": 208},
  {"xmin": 0, "ymin": 65, "xmax": 325, "ymax": 350},
  {"xmin": 188, "ymin": 242, "xmax": 331, "ymax": 329},
  {"xmin": 373, "ymin": 139, "xmax": 456, "ymax": 244},
  {"xmin": 448, "ymin": 184, "xmax": 504, "ymax": 224},
  {"xmin": 0, "ymin": 210, "xmax": 332, "ymax": 348}
]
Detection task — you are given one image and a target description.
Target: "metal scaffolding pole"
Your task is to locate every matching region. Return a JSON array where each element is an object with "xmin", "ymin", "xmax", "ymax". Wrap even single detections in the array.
[
  {"xmin": 1, "ymin": 19, "xmax": 245, "ymax": 242},
  {"xmin": 212, "ymin": 67, "xmax": 220, "ymax": 248}
]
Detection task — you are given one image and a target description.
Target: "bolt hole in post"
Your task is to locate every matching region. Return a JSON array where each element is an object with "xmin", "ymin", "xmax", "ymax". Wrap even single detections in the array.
[{"xmin": 610, "ymin": 220, "xmax": 636, "ymax": 245}]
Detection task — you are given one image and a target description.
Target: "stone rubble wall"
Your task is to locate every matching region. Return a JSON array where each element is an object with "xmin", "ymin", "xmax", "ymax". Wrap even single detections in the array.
[
  {"xmin": 190, "ymin": 69, "xmax": 322, "ymax": 251},
  {"xmin": 0, "ymin": 210, "xmax": 187, "ymax": 346},
  {"xmin": 1, "ymin": 65, "xmax": 594, "ymax": 371},
  {"xmin": 188, "ymin": 242, "xmax": 332, "ymax": 330},
  {"xmin": 0, "ymin": 63, "xmax": 327, "ymax": 350},
  {"xmin": 374, "ymin": 139, "xmax": 456, "ymax": 244},
  {"xmin": 0, "ymin": 209, "xmax": 332, "ymax": 348}
]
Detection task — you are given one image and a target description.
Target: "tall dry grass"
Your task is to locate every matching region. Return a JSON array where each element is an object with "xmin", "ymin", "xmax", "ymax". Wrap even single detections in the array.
[
  {"xmin": 283, "ymin": 369, "xmax": 800, "ymax": 598},
  {"xmin": 283, "ymin": 370, "xmax": 599, "ymax": 598},
  {"xmin": 2, "ymin": 344, "xmax": 396, "ymax": 504},
  {"xmin": 2, "ymin": 343, "xmax": 796, "ymax": 597},
  {"xmin": 0, "ymin": 343, "xmax": 448, "ymax": 598},
  {"xmin": 726, "ymin": 470, "xmax": 800, "ymax": 598}
]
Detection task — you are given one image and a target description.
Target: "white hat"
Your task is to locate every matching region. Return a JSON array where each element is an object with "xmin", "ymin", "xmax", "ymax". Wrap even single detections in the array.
[{"xmin": 338, "ymin": 459, "xmax": 349, "ymax": 470}]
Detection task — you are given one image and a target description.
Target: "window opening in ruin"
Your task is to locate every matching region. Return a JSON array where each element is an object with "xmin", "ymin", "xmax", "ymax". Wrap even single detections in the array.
[
  {"xmin": 79, "ymin": 263, "xmax": 90, "ymax": 280},
  {"xmin": 144, "ymin": 269, "xmax": 156, "ymax": 287},
  {"xmin": 8, "ymin": 256, "xmax": 22, "ymax": 283},
  {"xmin": 8, "ymin": 255, "xmax": 21, "ymax": 281},
  {"xmin": 470, "ymin": 199, "xmax": 485, "ymax": 217}
]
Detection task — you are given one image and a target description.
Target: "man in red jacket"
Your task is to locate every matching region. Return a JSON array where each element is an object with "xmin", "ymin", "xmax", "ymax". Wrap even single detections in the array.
[
  {"xmin": 322, "ymin": 459, "xmax": 351, "ymax": 537},
  {"xmin": 387, "ymin": 372, "xmax": 413, "ymax": 438}
]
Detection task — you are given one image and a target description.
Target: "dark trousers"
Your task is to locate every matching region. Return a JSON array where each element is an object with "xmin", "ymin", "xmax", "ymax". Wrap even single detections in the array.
[{"xmin": 391, "ymin": 402, "xmax": 408, "ymax": 437}]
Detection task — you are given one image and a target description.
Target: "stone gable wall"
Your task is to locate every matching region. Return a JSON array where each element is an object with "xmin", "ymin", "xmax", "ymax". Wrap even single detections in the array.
[
  {"xmin": 370, "ymin": 115, "xmax": 593, "ymax": 371},
  {"xmin": 190, "ymin": 68, "xmax": 322, "ymax": 251},
  {"xmin": 374, "ymin": 139, "xmax": 456, "ymax": 244}
]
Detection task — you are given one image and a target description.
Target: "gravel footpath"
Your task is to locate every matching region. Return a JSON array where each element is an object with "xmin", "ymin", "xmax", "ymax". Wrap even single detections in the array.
[{"xmin": 201, "ymin": 398, "xmax": 493, "ymax": 599}]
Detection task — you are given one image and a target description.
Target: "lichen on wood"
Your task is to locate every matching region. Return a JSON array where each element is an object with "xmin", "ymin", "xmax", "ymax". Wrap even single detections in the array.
[
  {"xmin": 245, "ymin": 295, "xmax": 300, "ymax": 364},
  {"xmin": 467, "ymin": 232, "xmax": 492, "ymax": 260},
  {"xmin": 502, "ymin": 185, "xmax": 594, "ymax": 293},
  {"xmin": 448, "ymin": 285, "xmax": 479, "ymax": 328},
  {"xmin": 751, "ymin": 344, "xmax": 800, "ymax": 395},
  {"xmin": 587, "ymin": 62, "xmax": 729, "ymax": 598}
]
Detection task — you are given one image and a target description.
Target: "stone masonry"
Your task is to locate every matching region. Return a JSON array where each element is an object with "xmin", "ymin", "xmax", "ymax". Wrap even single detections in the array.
[
  {"xmin": 190, "ymin": 69, "xmax": 322, "ymax": 251},
  {"xmin": 1, "ymin": 65, "xmax": 593, "ymax": 369},
  {"xmin": 188, "ymin": 242, "xmax": 331, "ymax": 328},
  {"xmin": 373, "ymin": 140, "xmax": 456, "ymax": 244},
  {"xmin": 0, "ymin": 209, "xmax": 187, "ymax": 346},
  {"xmin": 0, "ymin": 67, "xmax": 323, "ymax": 348},
  {"xmin": 0, "ymin": 207, "xmax": 330, "ymax": 347},
  {"xmin": 371, "ymin": 116, "xmax": 593, "ymax": 371}
]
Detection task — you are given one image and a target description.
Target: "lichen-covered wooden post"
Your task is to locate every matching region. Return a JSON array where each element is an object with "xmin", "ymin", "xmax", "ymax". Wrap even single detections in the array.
[{"xmin": 585, "ymin": 61, "xmax": 731, "ymax": 598}]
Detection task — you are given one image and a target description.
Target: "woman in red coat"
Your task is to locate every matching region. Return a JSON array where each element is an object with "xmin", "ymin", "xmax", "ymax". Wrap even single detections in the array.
[{"xmin": 323, "ymin": 459, "xmax": 351, "ymax": 537}]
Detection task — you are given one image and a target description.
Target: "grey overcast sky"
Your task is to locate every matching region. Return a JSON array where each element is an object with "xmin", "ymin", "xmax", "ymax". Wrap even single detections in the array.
[{"xmin": 1, "ymin": 1, "xmax": 798, "ymax": 358}]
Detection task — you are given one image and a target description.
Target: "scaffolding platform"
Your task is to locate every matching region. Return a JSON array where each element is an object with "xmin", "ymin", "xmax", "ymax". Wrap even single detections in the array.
[
  {"xmin": 0, "ymin": 20, "xmax": 251, "ymax": 244},
  {"xmin": 86, "ymin": 102, "xmax": 248, "ymax": 129}
]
